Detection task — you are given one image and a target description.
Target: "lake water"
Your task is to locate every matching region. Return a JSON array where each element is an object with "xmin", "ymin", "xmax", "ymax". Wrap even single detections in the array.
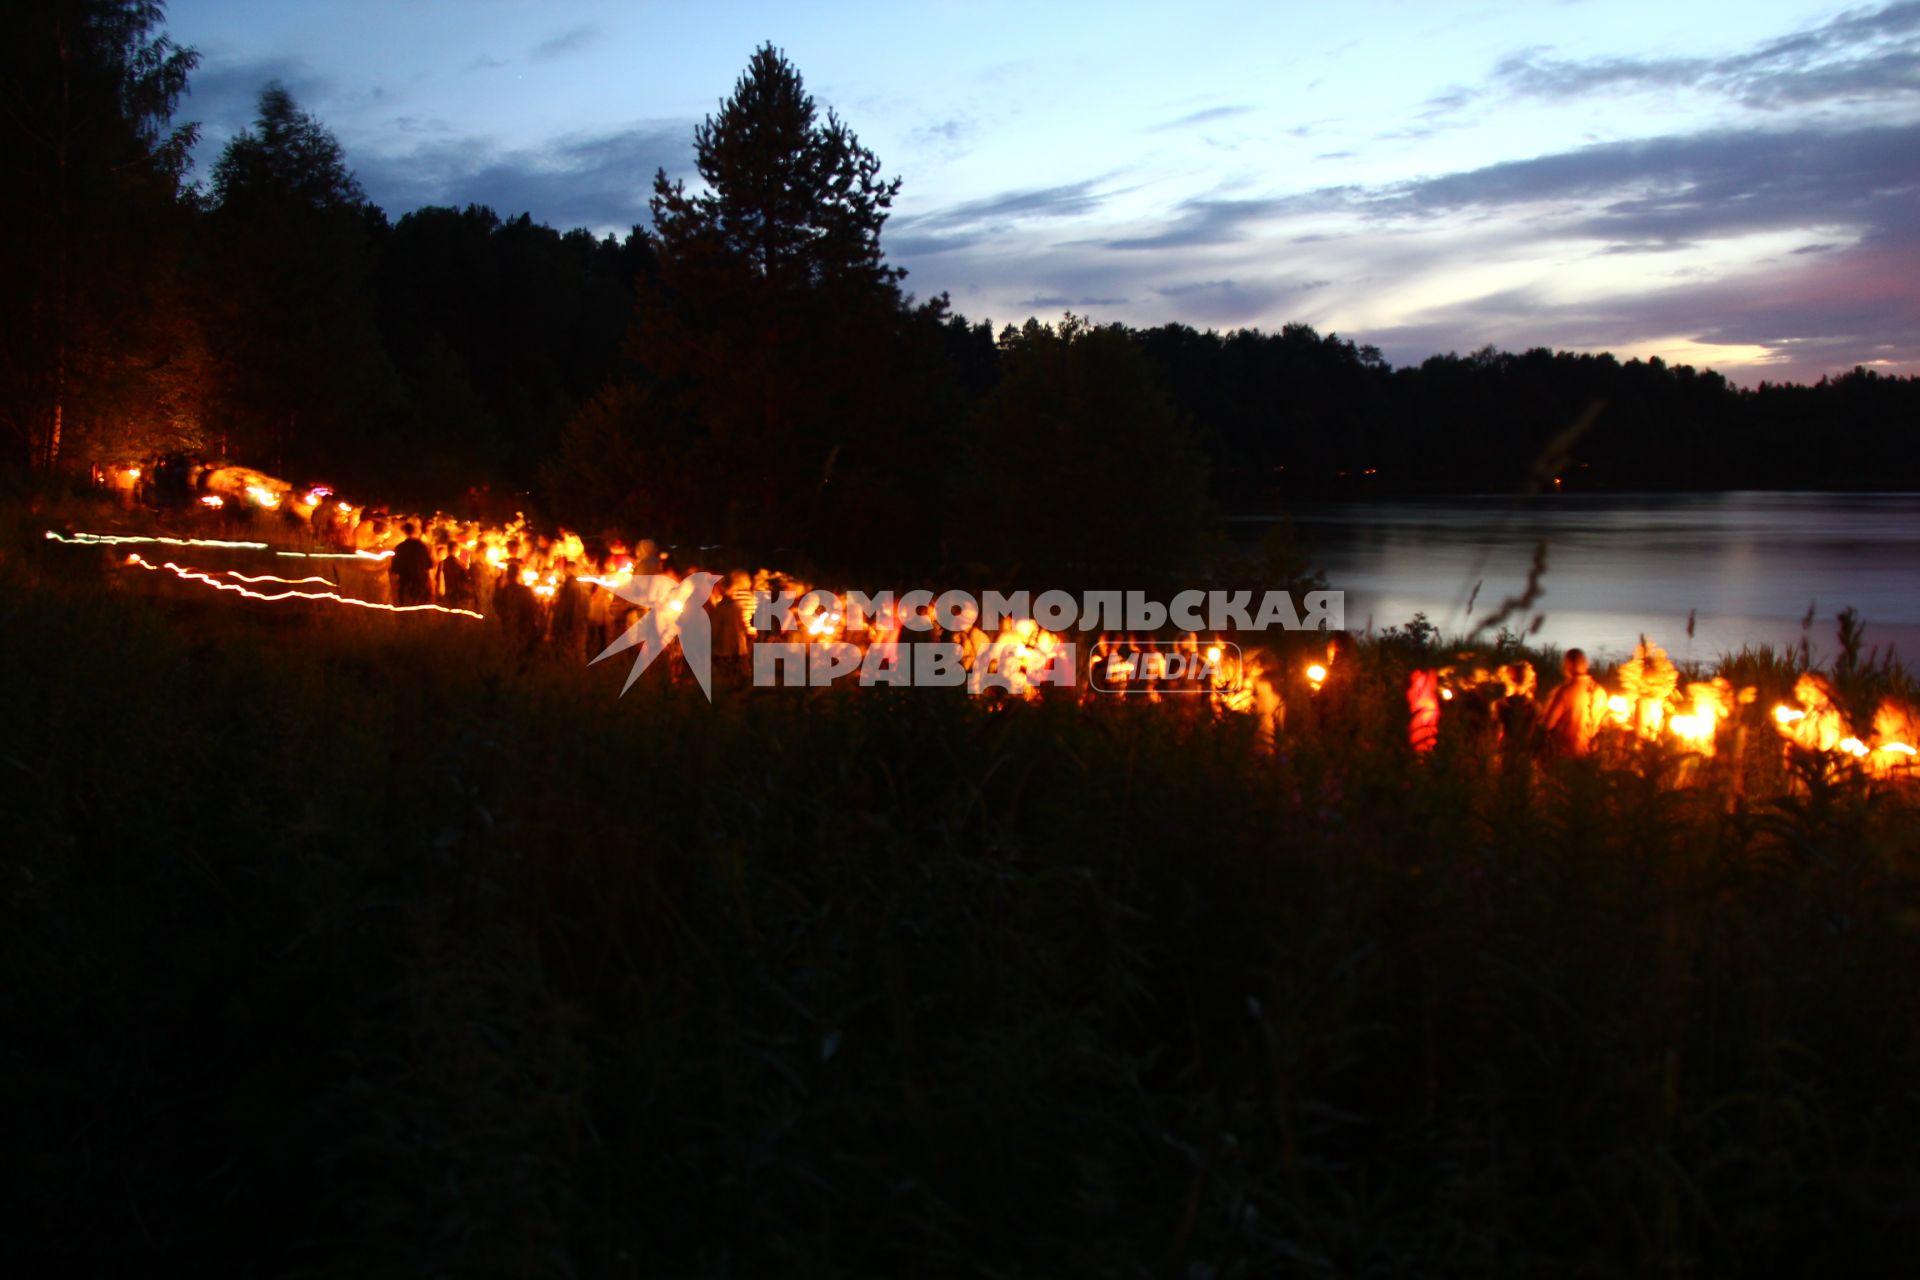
[{"xmin": 1239, "ymin": 492, "xmax": 1920, "ymax": 664}]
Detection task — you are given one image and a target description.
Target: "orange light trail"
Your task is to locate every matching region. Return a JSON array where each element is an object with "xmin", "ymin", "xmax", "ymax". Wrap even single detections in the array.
[
  {"xmin": 220, "ymin": 568, "xmax": 334, "ymax": 586},
  {"xmin": 275, "ymin": 549, "xmax": 394, "ymax": 561},
  {"xmin": 47, "ymin": 529, "xmax": 268, "ymax": 550},
  {"xmin": 126, "ymin": 555, "xmax": 484, "ymax": 619}
]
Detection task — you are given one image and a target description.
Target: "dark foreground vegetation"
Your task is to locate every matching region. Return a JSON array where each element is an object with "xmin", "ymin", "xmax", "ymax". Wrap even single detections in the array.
[{"xmin": 6, "ymin": 515, "xmax": 1919, "ymax": 1276}]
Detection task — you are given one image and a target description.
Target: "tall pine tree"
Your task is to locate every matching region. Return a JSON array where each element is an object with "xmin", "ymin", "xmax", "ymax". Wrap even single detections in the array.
[{"xmin": 620, "ymin": 44, "xmax": 934, "ymax": 563}]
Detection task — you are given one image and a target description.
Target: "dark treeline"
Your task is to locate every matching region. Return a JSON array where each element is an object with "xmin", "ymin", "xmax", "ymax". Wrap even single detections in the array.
[{"xmin": 6, "ymin": 3, "xmax": 1917, "ymax": 578}]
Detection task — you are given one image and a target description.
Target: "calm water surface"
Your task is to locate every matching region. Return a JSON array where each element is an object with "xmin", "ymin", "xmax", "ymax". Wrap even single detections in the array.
[{"xmin": 1242, "ymin": 492, "xmax": 1920, "ymax": 663}]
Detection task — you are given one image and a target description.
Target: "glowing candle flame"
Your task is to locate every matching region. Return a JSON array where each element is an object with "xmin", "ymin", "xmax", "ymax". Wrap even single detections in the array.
[{"xmin": 1668, "ymin": 713, "xmax": 1712, "ymax": 745}]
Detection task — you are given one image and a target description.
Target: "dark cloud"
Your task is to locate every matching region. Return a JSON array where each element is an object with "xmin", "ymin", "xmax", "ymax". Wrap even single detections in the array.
[
  {"xmin": 1104, "ymin": 194, "xmax": 1336, "ymax": 250},
  {"xmin": 183, "ymin": 56, "xmax": 324, "ymax": 128},
  {"xmin": 935, "ymin": 181, "xmax": 1109, "ymax": 222},
  {"xmin": 1494, "ymin": 1, "xmax": 1920, "ymax": 109},
  {"xmin": 389, "ymin": 116, "xmax": 453, "ymax": 137},
  {"xmin": 894, "ymin": 238, "xmax": 1164, "ymax": 329},
  {"xmin": 1166, "ymin": 277, "xmax": 1329, "ymax": 300},
  {"xmin": 1595, "ymin": 240, "xmax": 1697, "ymax": 256},
  {"xmin": 1146, "ymin": 278, "xmax": 1332, "ymax": 327},
  {"xmin": 1021, "ymin": 293, "xmax": 1131, "ymax": 309},
  {"xmin": 530, "ymin": 25, "xmax": 602, "ymax": 62},
  {"xmin": 1378, "ymin": 84, "xmax": 1486, "ymax": 138},
  {"xmin": 1418, "ymin": 85, "xmax": 1479, "ymax": 116},
  {"xmin": 353, "ymin": 123, "xmax": 695, "ymax": 233},
  {"xmin": 1147, "ymin": 104, "xmax": 1255, "ymax": 131},
  {"xmin": 886, "ymin": 230, "xmax": 988, "ymax": 258},
  {"xmin": 1366, "ymin": 123, "xmax": 1920, "ymax": 250},
  {"xmin": 889, "ymin": 180, "xmax": 1114, "ymax": 256},
  {"xmin": 1494, "ymin": 49, "xmax": 1708, "ymax": 99},
  {"xmin": 1155, "ymin": 279, "xmax": 1235, "ymax": 297},
  {"xmin": 909, "ymin": 117, "xmax": 975, "ymax": 153}
]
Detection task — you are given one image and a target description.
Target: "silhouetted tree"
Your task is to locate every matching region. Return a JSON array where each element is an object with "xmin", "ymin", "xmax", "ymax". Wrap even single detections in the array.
[
  {"xmin": 1, "ymin": 0, "xmax": 201, "ymax": 474},
  {"xmin": 653, "ymin": 43, "xmax": 902, "ymax": 294},
  {"xmin": 372, "ymin": 204, "xmax": 643, "ymax": 503},
  {"xmin": 623, "ymin": 43, "xmax": 928, "ymax": 563},
  {"xmin": 962, "ymin": 314, "xmax": 1213, "ymax": 586},
  {"xmin": 199, "ymin": 82, "xmax": 397, "ymax": 477}
]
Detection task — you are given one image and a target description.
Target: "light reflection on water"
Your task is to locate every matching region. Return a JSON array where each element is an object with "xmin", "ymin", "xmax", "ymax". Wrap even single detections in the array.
[{"xmin": 1241, "ymin": 492, "xmax": 1920, "ymax": 663}]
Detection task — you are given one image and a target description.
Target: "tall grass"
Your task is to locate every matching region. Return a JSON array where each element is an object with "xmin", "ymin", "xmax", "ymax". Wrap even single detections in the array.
[{"xmin": 3, "ymin": 526, "xmax": 1917, "ymax": 1277}]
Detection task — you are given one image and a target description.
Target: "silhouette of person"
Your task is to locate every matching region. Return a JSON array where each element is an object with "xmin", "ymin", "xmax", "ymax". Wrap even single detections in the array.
[
  {"xmin": 436, "ymin": 542, "xmax": 475, "ymax": 610},
  {"xmin": 389, "ymin": 521, "xmax": 435, "ymax": 607},
  {"xmin": 706, "ymin": 572, "xmax": 753, "ymax": 690},
  {"xmin": 1541, "ymin": 649, "xmax": 1607, "ymax": 757}
]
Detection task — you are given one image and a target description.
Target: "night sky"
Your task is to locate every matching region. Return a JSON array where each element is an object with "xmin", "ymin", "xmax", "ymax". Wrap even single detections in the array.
[{"xmin": 165, "ymin": 0, "xmax": 1920, "ymax": 385}]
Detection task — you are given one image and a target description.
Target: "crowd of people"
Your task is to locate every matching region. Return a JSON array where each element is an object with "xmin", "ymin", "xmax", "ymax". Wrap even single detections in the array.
[{"xmin": 92, "ymin": 456, "xmax": 1918, "ymax": 775}]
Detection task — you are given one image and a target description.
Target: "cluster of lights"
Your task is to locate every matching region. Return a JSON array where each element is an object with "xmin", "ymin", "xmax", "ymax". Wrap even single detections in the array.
[{"xmin": 54, "ymin": 519, "xmax": 1920, "ymax": 767}]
